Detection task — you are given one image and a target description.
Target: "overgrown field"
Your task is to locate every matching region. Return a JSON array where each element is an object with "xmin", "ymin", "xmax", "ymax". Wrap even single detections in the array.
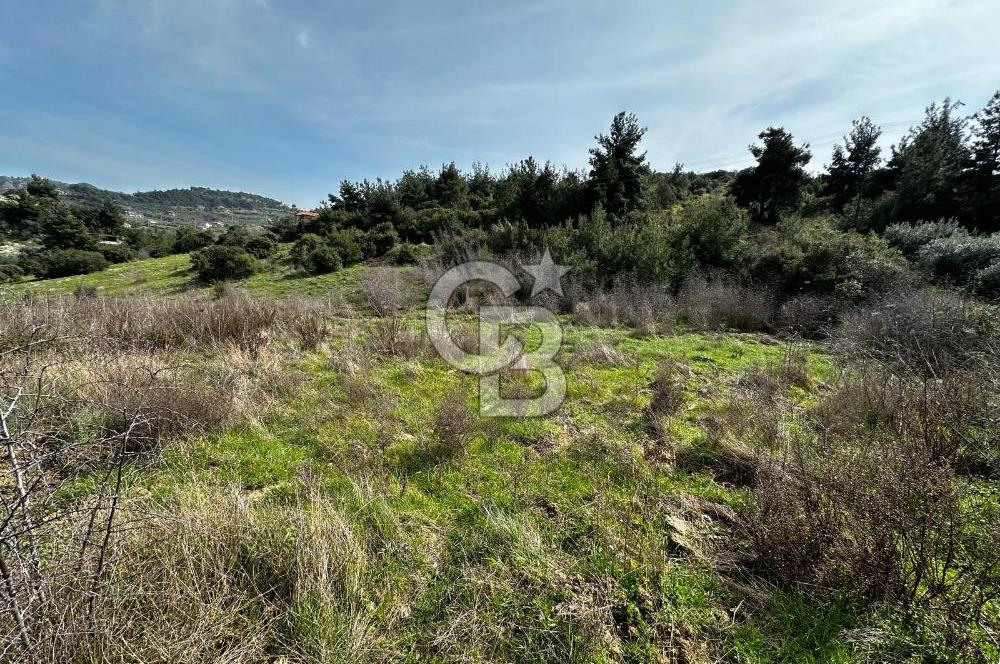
[{"xmin": 1, "ymin": 263, "xmax": 998, "ymax": 663}]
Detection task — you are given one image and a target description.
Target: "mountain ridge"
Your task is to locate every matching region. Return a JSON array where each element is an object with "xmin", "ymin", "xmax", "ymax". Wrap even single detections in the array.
[{"xmin": 0, "ymin": 175, "xmax": 292, "ymax": 227}]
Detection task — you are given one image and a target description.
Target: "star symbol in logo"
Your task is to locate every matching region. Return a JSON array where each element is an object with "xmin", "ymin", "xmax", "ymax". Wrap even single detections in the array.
[{"xmin": 522, "ymin": 248, "xmax": 571, "ymax": 297}]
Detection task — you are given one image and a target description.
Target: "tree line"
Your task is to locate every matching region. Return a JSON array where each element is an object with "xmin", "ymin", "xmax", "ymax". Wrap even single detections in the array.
[{"xmin": 2, "ymin": 89, "xmax": 998, "ymax": 291}]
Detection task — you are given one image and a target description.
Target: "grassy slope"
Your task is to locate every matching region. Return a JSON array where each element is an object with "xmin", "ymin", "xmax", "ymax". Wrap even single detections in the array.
[{"xmin": 0, "ymin": 249, "xmax": 372, "ymax": 300}]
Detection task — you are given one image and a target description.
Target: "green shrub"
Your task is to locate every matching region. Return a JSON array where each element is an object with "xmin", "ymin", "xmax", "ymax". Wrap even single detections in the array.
[
  {"xmin": 0, "ymin": 261, "xmax": 23, "ymax": 283},
  {"xmin": 190, "ymin": 245, "xmax": 256, "ymax": 283},
  {"xmin": 328, "ymin": 229, "xmax": 364, "ymax": 266},
  {"xmin": 884, "ymin": 220, "xmax": 962, "ymax": 257},
  {"xmin": 749, "ymin": 218, "xmax": 907, "ymax": 297},
  {"xmin": 301, "ymin": 245, "xmax": 342, "ymax": 275},
  {"xmin": 172, "ymin": 227, "xmax": 214, "ymax": 254},
  {"xmin": 290, "ymin": 233, "xmax": 325, "ymax": 270},
  {"xmin": 917, "ymin": 233, "xmax": 1000, "ymax": 286},
  {"xmin": 362, "ymin": 222, "xmax": 399, "ymax": 258},
  {"xmin": 665, "ymin": 196, "xmax": 749, "ymax": 278},
  {"xmin": 244, "ymin": 235, "xmax": 277, "ymax": 259},
  {"xmin": 974, "ymin": 261, "xmax": 1000, "ymax": 298},
  {"xmin": 98, "ymin": 242, "xmax": 136, "ymax": 264},
  {"xmin": 387, "ymin": 242, "xmax": 421, "ymax": 265},
  {"xmin": 31, "ymin": 248, "xmax": 109, "ymax": 278}
]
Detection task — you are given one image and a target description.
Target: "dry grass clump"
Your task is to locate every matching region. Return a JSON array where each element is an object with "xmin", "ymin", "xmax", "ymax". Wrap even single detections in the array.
[
  {"xmin": 416, "ymin": 502, "xmax": 611, "ymax": 663},
  {"xmin": 735, "ymin": 348, "xmax": 812, "ymax": 400},
  {"xmin": 0, "ymin": 292, "xmax": 337, "ymax": 354},
  {"xmin": 646, "ymin": 359, "xmax": 689, "ymax": 435},
  {"xmin": 328, "ymin": 334, "xmax": 373, "ymax": 379},
  {"xmin": 565, "ymin": 340, "xmax": 636, "ymax": 369},
  {"xmin": 18, "ymin": 481, "xmax": 406, "ymax": 663},
  {"xmin": 677, "ymin": 274, "xmax": 776, "ymax": 332}
]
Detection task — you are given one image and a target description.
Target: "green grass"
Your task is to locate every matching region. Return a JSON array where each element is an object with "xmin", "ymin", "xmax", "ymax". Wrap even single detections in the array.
[
  {"xmin": 0, "ymin": 252, "xmax": 194, "ymax": 297},
  {"xmin": 132, "ymin": 322, "xmax": 858, "ymax": 661},
  {"xmin": 11, "ymin": 256, "xmax": 930, "ymax": 661},
  {"xmin": 0, "ymin": 247, "xmax": 387, "ymax": 301}
]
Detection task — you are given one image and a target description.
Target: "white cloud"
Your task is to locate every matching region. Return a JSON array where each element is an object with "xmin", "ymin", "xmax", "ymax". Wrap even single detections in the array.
[{"xmin": 297, "ymin": 28, "xmax": 310, "ymax": 49}]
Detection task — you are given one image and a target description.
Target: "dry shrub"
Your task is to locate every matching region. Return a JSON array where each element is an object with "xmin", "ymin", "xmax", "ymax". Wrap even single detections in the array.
[
  {"xmin": 358, "ymin": 266, "xmax": 419, "ymax": 316},
  {"xmin": 834, "ymin": 288, "xmax": 998, "ymax": 377},
  {"xmin": 741, "ymin": 358, "xmax": 1000, "ymax": 652},
  {"xmin": 777, "ymin": 294, "xmax": 844, "ymax": 339},
  {"xmin": 745, "ymin": 433, "xmax": 1000, "ymax": 651},
  {"xmin": 575, "ymin": 279, "xmax": 675, "ymax": 334},
  {"xmin": 429, "ymin": 386, "xmax": 474, "ymax": 461},
  {"xmin": 365, "ymin": 317, "xmax": 428, "ymax": 358},
  {"xmin": 677, "ymin": 273, "xmax": 776, "ymax": 332},
  {"xmin": 812, "ymin": 368, "xmax": 999, "ymax": 477},
  {"xmin": 44, "ymin": 345, "xmax": 291, "ymax": 468},
  {"xmin": 92, "ymin": 363, "xmax": 233, "ymax": 454}
]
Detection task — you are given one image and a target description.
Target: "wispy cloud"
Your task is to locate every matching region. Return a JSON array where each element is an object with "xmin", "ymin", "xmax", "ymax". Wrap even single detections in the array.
[{"xmin": 2, "ymin": 0, "xmax": 999, "ymax": 204}]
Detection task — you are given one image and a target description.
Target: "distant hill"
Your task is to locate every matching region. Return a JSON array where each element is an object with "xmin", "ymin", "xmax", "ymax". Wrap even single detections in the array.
[{"xmin": 0, "ymin": 176, "xmax": 292, "ymax": 228}]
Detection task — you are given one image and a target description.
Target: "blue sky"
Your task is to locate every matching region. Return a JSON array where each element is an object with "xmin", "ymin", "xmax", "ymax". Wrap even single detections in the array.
[{"xmin": 1, "ymin": 0, "xmax": 998, "ymax": 207}]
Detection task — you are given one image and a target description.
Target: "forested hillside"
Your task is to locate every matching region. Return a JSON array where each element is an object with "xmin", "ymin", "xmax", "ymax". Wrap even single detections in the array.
[{"xmin": 0, "ymin": 176, "xmax": 290, "ymax": 227}]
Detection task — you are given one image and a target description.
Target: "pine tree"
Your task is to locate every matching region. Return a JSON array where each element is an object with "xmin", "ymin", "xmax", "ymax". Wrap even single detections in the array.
[
  {"xmin": 94, "ymin": 200, "xmax": 125, "ymax": 235},
  {"xmin": 825, "ymin": 117, "xmax": 882, "ymax": 224},
  {"xmin": 329, "ymin": 181, "xmax": 366, "ymax": 213},
  {"xmin": 732, "ymin": 127, "xmax": 812, "ymax": 223},
  {"xmin": 889, "ymin": 99, "xmax": 969, "ymax": 223},
  {"xmin": 963, "ymin": 90, "xmax": 1000, "ymax": 232},
  {"xmin": 25, "ymin": 175, "xmax": 58, "ymax": 199},
  {"xmin": 40, "ymin": 203, "xmax": 95, "ymax": 250},
  {"xmin": 588, "ymin": 112, "xmax": 649, "ymax": 218},
  {"xmin": 435, "ymin": 163, "xmax": 468, "ymax": 208}
]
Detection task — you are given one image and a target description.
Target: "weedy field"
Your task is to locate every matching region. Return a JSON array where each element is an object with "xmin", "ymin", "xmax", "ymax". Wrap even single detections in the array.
[{"xmin": 1, "ymin": 256, "xmax": 999, "ymax": 663}]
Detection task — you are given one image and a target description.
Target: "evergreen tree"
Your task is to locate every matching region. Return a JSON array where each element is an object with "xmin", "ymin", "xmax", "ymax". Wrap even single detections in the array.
[
  {"xmin": 435, "ymin": 163, "xmax": 469, "ymax": 208},
  {"xmin": 39, "ymin": 204, "xmax": 94, "ymax": 250},
  {"xmin": 889, "ymin": 99, "xmax": 969, "ymax": 223},
  {"xmin": 732, "ymin": 127, "xmax": 812, "ymax": 223},
  {"xmin": 94, "ymin": 200, "xmax": 125, "ymax": 234},
  {"xmin": 825, "ymin": 117, "xmax": 882, "ymax": 224},
  {"xmin": 329, "ymin": 181, "xmax": 366, "ymax": 213},
  {"xmin": 651, "ymin": 163, "xmax": 692, "ymax": 208},
  {"xmin": 25, "ymin": 175, "xmax": 59, "ymax": 199},
  {"xmin": 467, "ymin": 162, "xmax": 496, "ymax": 210},
  {"xmin": 963, "ymin": 90, "xmax": 1000, "ymax": 232},
  {"xmin": 397, "ymin": 167, "xmax": 436, "ymax": 210},
  {"xmin": 588, "ymin": 112, "xmax": 649, "ymax": 218}
]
